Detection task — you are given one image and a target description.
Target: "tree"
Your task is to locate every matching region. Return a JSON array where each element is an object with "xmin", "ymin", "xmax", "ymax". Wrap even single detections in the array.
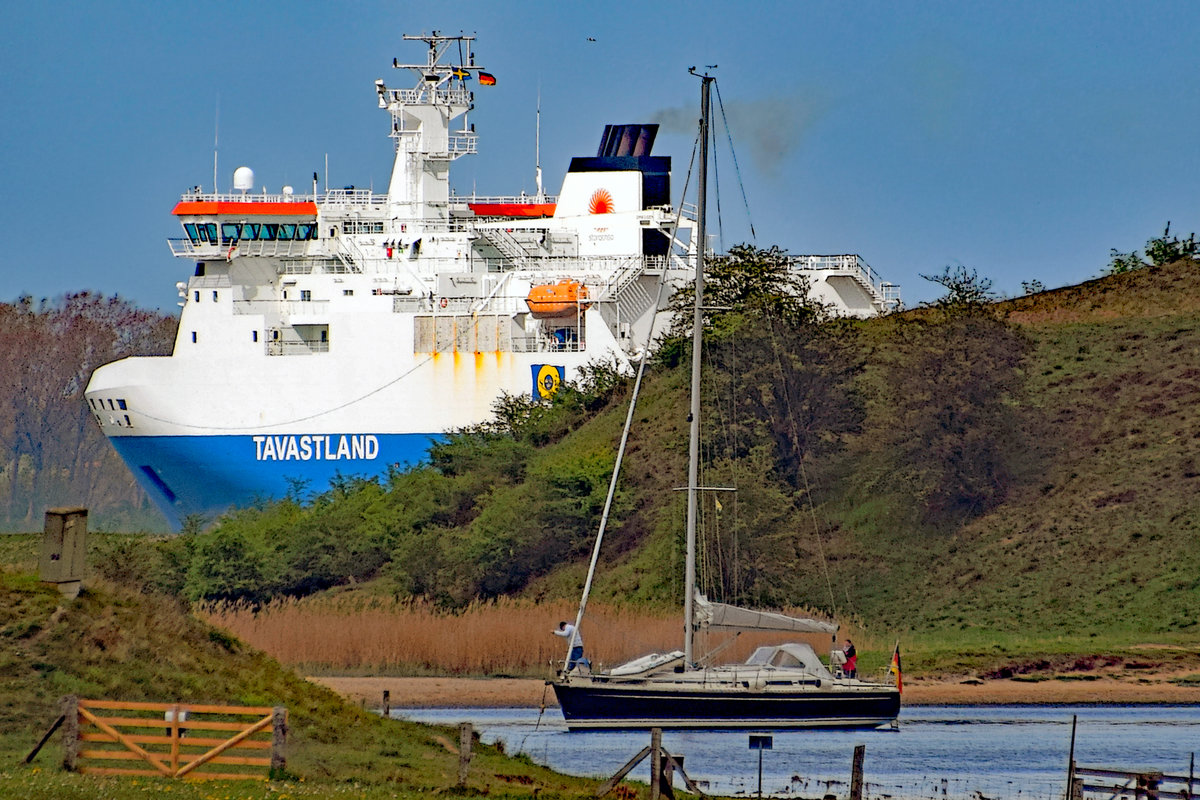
[
  {"xmin": 919, "ymin": 265, "xmax": 996, "ymax": 309},
  {"xmin": 666, "ymin": 244, "xmax": 824, "ymax": 339},
  {"xmin": 876, "ymin": 307, "xmax": 1030, "ymax": 524},
  {"xmin": 1144, "ymin": 221, "xmax": 1198, "ymax": 266},
  {"xmin": 1107, "ymin": 222, "xmax": 1198, "ymax": 274},
  {"xmin": 0, "ymin": 293, "xmax": 176, "ymax": 527}
]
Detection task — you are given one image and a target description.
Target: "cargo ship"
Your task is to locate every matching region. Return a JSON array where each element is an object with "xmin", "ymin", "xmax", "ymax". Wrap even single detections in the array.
[{"xmin": 84, "ymin": 33, "xmax": 899, "ymax": 528}]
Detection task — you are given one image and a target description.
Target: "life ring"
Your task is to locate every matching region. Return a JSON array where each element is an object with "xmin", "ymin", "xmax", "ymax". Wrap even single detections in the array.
[{"xmin": 439, "ymin": 297, "xmax": 448, "ymax": 309}]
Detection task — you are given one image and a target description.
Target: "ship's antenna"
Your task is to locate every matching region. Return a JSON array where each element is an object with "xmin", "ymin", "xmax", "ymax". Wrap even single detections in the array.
[
  {"xmin": 213, "ymin": 93, "xmax": 220, "ymax": 193},
  {"xmin": 535, "ymin": 87, "xmax": 544, "ymax": 200}
]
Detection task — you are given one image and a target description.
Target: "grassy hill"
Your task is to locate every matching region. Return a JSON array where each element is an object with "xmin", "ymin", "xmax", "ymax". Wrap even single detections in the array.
[
  {"xmin": 534, "ymin": 261, "xmax": 1200, "ymax": 644},
  {"xmin": 0, "ymin": 565, "xmax": 595, "ymax": 798},
  {"xmin": 828, "ymin": 263, "xmax": 1200, "ymax": 633}
]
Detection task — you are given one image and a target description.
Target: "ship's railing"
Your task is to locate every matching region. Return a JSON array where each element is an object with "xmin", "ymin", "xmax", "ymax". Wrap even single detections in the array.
[
  {"xmin": 788, "ymin": 253, "xmax": 899, "ymax": 305},
  {"xmin": 175, "ymin": 189, "xmax": 388, "ymax": 207},
  {"xmin": 266, "ymin": 340, "xmax": 329, "ymax": 356},
  {"xmin": 511, "ymin": 334, "xmax": 585, "ymax": 353},
  {"xmin": 387, "ymin": 86, "xmax": 471, "ymax": 106},
  {"xmin": 454, "ymin": 193, "xmax": 559, "ymax": 205},
  {"xmin": 167, "ymin": 238, "xmax": 311, "ymax": 258},
  {"xmin": 445, "ymin": 135, "xmax": 477, "ymax": 157},
  {"xmin": 231, "ymin": 299, "xmax": 330, "ymax": 317},
  {"xmin": 177, "ymin": 190, "xmax": 317, "ymax": 204},
  {"xmin": 321, "ymin": 189, "xmax": 387, "ymax": 207},
  {"xmin": 789, "ymin": 253, "xmax": 877, "ymax": 283}
]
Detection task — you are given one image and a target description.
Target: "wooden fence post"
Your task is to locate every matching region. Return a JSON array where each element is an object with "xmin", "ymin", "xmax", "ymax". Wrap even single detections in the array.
[
  {"xmin": 650, "ymin": 728, "xmax": 663, "ymax": 800},
  {"xmin": 458, "ymin": 722, "xmax": 473, "ymax": 787},
  {"xmin": 850, "ymin": 744, "xmax": 865, "ymax": 800},
  {"xmin": 61, "ymin": 695, "xmax": 79, "ymax": 772},
  {"xmin": 271, "ymin": 706, "xmax": 288, "ymax": 776}
]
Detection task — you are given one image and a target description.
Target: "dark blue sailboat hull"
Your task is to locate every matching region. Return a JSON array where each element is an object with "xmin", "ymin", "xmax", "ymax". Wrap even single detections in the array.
[{"xmin": 552, "ymin": 681, "xmax": 901, "ymax": 730}]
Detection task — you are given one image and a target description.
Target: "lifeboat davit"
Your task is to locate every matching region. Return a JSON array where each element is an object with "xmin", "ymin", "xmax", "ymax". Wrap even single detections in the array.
[{"xmin": 526, "ymin": 280, "xmax": 590, "ymax": 318}]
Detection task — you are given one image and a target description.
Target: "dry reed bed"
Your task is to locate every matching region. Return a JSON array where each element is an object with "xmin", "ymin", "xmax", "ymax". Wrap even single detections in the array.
[{"xmin": 198, "ymin": 596, "xmax": 843, "ymax": 676}]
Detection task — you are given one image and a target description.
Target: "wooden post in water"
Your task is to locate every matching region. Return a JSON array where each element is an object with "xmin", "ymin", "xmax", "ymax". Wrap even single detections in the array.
[
  {"xmin": 850, "ymin": 744, "xmax": 866, "ymax": 800},
  {"xmin": 1066, "ymin": 715, "xmax": 1078, "ymax": 800},
  {"xmin": 382, "ymin": 690, "xmax": 390, "ymax": 717},
  {"xmin": 650, "ymin": 727, "xmax": 663, "ymax": 800},
  {"xmin": 458, "ymin": 722, "xmax": 473, "ymax": 787}
]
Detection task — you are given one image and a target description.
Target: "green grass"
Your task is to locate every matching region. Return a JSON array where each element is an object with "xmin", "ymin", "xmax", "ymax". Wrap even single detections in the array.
[{"xmin": 0, "ymin": 570, "xmax": 601, "ymax": 799}]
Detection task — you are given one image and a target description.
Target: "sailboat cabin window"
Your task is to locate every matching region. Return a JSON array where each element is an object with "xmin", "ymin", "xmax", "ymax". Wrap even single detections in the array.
[{"xmin": 770, "ymin": 651, "xmax": 805, "ymax": 669}]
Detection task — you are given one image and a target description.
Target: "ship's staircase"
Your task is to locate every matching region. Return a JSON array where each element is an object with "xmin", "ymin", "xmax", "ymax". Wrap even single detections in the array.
[
  {"xmin": 327, "ymin": 236, "xmax": 367, "ymax": 272},
  {"xmin": 597, "ymin": 258, "xmax": 658, "ymax": 331},
  {"xmin": 474, "ymin": 227, "xmax": 532, "ymax": 269}
]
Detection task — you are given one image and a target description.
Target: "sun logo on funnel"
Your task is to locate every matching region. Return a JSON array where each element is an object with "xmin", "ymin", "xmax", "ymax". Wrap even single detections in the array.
[{"xmin": 588, "ymin": 188, "xmax": 614, "ymax": 214}]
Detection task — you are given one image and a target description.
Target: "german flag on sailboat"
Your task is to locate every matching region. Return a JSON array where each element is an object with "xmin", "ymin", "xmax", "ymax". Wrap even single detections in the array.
[{"xmin": 890, "ymin": 642, "xmax": 903, "ymax": 693}]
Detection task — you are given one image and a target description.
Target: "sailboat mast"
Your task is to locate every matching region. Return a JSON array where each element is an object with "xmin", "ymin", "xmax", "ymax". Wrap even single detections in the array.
[{"xmin": 684, "ymin": 71, "xmax": 713, "ymax": 668}]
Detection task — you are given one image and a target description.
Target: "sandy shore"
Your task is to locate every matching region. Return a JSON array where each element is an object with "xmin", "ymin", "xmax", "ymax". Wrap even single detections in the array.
[{"xmin": 309, "ymin": 674, "xmax": 1200, "ymax": 709}]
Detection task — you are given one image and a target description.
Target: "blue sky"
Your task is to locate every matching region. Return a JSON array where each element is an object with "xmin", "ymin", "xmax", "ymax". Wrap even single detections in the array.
[{"xmin": 2, "ymin": 0, "xmax": 1198, "ymax": 311}]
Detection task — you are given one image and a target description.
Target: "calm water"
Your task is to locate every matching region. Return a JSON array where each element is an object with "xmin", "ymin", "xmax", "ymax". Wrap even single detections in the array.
[{"xmin": 393, "ymin": 705, "xmax": 1199, "ymax": 798}]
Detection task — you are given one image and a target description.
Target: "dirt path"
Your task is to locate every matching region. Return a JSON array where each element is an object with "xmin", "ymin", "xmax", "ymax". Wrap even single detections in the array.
[{"xmin": 309, "ymin": 674, "xmax": 1200, "ymax": 709}]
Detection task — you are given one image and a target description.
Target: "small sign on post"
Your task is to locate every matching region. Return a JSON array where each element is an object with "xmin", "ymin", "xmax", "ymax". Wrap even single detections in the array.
[{"xmin": 749, "ymin": 735, "xmax": 773, "ymax": 799}]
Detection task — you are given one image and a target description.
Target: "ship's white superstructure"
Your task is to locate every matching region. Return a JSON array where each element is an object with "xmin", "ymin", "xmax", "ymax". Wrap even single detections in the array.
[{"xmin": 84, "ymin": 34, "xmax": 898, "ymax": 528}]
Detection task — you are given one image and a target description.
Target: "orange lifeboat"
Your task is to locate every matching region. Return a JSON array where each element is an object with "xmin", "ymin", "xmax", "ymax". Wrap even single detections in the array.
[{"xmin": 525, "ymin": 280, "xmax": 590, "ymax": 318}]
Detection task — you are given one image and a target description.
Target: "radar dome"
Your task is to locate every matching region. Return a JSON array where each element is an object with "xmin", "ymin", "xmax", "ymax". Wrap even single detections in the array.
[
  {"xmin": 282, "ymin": 185, "xmax": 294, "ymax": 195},
  {"xmin": 233, "ymin": 166, "xmax": 255, "ymax": 193}
]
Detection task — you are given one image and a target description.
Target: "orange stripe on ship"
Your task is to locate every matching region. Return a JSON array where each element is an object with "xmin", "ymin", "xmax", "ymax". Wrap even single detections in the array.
[
  {"xmin": 468, "ymin": 203, "xmax": 556, "ymax": 218},
  {"xmin": 172, "ymin": 201, "xmax": 319, "ymax": 216}
]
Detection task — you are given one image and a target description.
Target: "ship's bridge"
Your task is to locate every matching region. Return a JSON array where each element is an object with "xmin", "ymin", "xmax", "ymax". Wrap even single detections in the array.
[{"xmin": 169, "ymin": 191, "xmax": 321, "ymax": 257}]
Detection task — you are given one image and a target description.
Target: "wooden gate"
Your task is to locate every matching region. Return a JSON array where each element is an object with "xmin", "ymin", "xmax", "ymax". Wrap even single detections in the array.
[
  {"xmin": 62, "ymin": 696, "xmax": 287, "ymax": 781},
  {"xmin": 1072, "ymin": 764, "xmax": 1197, "ymax": 800}
]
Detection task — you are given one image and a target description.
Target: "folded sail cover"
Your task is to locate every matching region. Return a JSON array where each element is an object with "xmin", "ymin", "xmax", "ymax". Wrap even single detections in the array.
[{"xmin": 694, "ymin": 594, "xmax": 837, "ymax": 634}]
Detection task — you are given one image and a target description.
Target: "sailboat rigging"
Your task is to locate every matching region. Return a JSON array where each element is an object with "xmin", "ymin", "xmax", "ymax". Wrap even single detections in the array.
[{"xmin": 550, "ymin": 69, "xmax": 901, "ymax": 731}]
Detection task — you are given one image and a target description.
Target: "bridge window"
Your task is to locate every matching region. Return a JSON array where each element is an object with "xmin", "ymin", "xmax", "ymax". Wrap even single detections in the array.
[
  {"xmin": 220, "ymin": 223, "xmax": 241, "ymax": 243},
  {"xmin": 279, "ymin": 224, "xmax": 297, "ymax": 240},
  {"xmin": 261, "ymin": 223, "xmax": 278, "ymax": 241},
  {"xmin": 184, "ymin": 223, "xmax": 199, "ymax": 243},
  {"xmin": 297, "ymin": 223, "xmax": 316, "ymax": 240}
]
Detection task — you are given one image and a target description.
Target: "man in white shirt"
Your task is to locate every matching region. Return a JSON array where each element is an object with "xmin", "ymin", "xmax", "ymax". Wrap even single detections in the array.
[{"xmin": 553, "ymin": 621, "xmax": 591, "ymax": 673}]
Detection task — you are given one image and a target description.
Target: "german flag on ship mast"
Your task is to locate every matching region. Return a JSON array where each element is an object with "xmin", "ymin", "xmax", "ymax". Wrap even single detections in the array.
[
  {"xmin": 890, "ymin": 642, "xmax": 903, "ymax": 693},
  {"xmin": 478, "ymin": 71, "xmax": 496, "ymax": 86}
]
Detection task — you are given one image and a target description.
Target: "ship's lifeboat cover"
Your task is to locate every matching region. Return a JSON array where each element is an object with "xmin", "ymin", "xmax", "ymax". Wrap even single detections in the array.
[{"xmin": 526, "ymin": 280, "xmax": 590, "ymax": 318}]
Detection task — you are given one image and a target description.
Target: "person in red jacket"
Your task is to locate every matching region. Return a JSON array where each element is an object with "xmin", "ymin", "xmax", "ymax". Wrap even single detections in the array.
[{"xmin": 843, "ymin": 639, "xmax": 858, "ymax": 678}]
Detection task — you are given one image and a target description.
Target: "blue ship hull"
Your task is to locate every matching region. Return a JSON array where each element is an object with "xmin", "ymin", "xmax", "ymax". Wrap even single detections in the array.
[
  {"xmin": 110, "ymin": 432, "xmax": 440, "ymax": 529},
  {"xmin": 552, "ymin": 681, "xmax": 901, "ymax": 731}
]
